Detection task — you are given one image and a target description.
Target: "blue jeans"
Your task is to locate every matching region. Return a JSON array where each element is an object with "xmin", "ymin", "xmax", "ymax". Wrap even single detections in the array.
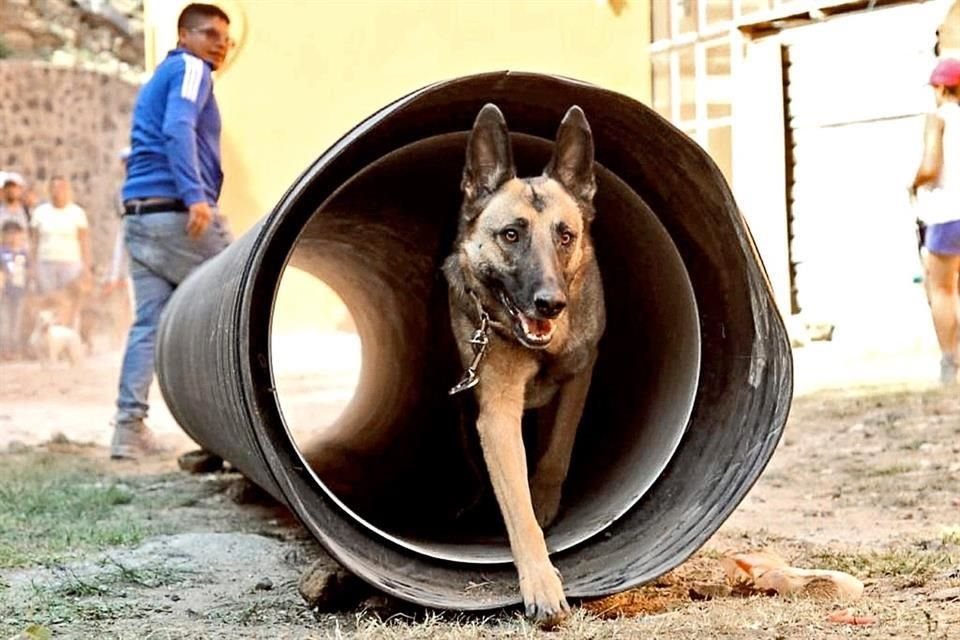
[
  {"xmin": 0, "ymin": 290, "xmax": 26, "ymax": 356},
  {"xmin": 113, "ymin": 211, "xmax": 232, "ymax": 424}
]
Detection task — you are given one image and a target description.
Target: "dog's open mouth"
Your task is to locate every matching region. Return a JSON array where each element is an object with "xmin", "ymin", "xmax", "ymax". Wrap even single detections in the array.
[{"xmin": 498, "ymin": 290, "xmax": 555, "ymax": 349}]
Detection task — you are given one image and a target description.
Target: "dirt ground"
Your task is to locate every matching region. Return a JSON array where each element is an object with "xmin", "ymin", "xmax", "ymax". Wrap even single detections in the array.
[{"xmin": 1, "ymin": 336, "xmax": 959, "ymax": 639}]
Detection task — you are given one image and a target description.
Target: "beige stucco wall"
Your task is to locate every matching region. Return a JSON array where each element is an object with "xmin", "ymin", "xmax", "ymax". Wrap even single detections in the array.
[
  {"xmin": 0, "ymin": 61, "xmax": 135, "ymax": 269},
  {"xmin": 144, "ymin": 0, "xmax": 651, "ymax": 234},
  {"xmin": 941, "ymin": 0, "xmax": 960, "ymax": 55},
  {"xmin": 141, "ymin": 1, "xmax": 649, "ymax": 332}
]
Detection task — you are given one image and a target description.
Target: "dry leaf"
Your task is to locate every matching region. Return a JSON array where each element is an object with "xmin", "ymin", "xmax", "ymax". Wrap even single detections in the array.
[
  {"xmin": 719, "ymin": 551, "xmax": 863, "ymax": 601},
  {"xmin": 7, "ymin": 625, "xmax": 52, "ymax": 640},
  {"xmin": 719, "ymin": 550, "xmax": 789, "ymax": 583},
  {"xmin": 826, "ymin": 608, "xmax": 877, "ymax": 625},
  {"xmin": 755, "ymin": 567, "xmax": 864, "ymax": 601}
]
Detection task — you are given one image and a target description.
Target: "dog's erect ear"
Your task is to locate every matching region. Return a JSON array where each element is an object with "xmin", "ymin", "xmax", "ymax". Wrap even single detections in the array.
[
  {"xmin": 462, "ymin": 104, "xmax": 516, "ymax": 201},
  {"xmin": 545, "ymin": 106, "xmax": 596, "ymax": 202}
]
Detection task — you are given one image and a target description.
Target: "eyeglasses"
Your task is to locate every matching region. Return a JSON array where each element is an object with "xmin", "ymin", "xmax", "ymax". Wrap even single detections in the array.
[{"xmin": 187, "ymin": 27, "xmax": 236, "ymax": 48}]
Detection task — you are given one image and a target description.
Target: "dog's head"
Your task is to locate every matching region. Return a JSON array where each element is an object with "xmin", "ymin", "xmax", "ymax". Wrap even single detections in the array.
[
  {"xmin": 35, "ymin": 309, "xmax": 56, "ymax": 331},
  {"xmin": 454, "ymin": 104, "xmax": 596, "ymax": 349}
]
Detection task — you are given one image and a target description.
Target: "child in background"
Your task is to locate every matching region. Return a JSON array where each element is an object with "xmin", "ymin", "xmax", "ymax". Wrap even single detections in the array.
[
  {"xmin": 0, "ymin": 220, "xmax": 30, "ymax": 359},
  {"xmin": 911, "ymin": 58, "xmax": 960, "ymax": 384}
]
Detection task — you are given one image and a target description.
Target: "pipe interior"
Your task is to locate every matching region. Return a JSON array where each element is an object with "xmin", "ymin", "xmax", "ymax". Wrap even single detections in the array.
[{"xmin": 278, "ymin": 133, "xmax": 701, "ymax": 563}]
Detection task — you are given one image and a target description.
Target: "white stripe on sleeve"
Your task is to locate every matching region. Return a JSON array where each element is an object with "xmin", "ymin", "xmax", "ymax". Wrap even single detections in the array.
[{"xmin": 180, "ymin": 54, "xmax": 203, "ymax": 102}]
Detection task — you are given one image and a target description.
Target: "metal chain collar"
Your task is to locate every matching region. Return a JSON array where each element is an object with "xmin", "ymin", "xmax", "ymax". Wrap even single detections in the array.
[{"xmin": 448, "ymin": 291, "xmax": 491, "ymax": 396}]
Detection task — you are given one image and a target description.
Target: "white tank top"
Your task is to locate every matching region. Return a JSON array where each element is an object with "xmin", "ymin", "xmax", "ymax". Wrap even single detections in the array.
[
  {"xmin": 935, "ymin": 103, "xmax": 960, "ymax": 193},
  {"xmin": 918, "ymin": 102, "xmax": 960, "ymax": 224}
]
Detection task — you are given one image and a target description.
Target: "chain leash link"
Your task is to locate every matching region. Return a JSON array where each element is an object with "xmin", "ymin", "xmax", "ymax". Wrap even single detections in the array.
[{"xmin": 449, "ymin": 292, "xmax": 491, "ymax": 395}]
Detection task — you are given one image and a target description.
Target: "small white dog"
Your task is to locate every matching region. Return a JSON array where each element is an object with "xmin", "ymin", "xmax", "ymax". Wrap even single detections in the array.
[{"xmin": 29, "ymin": 310, "xmax": 84, "ymax": 366}]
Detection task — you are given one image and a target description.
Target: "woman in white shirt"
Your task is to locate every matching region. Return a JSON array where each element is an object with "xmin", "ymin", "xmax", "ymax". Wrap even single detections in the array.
[
  {"xmin": 911, "ymin": 58, "xmax": 960, "ymax": 385},
  {"xmin": 29, "ymin": 175, "xmax": 91, "ymax": 294}
]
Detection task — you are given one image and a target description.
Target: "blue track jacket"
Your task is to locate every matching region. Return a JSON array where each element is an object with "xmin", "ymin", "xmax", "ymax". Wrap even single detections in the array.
[{"xmin": 122, "ymin": 48, "xmax": 222, "ymax": 207}]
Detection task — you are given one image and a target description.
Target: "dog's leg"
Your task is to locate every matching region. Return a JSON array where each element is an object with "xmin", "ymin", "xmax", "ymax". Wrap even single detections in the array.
[
  {"xmin": 43, "ymin": 341, "xmax": 54, "ymax": 368},
  {"xmin": 475, "ymin": 357, "xmax": 569, "ymax": 626},
  {"xmin": 530, "ymin": 355, "xmax": 596, "ymax": 528},
  {"xmin": 68, "ymin": 338, "xmax": 82, "ymax": 367}
]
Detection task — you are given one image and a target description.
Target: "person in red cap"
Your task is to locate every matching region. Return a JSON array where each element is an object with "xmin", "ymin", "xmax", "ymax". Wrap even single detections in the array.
[{"xmin": 910, "ymin": 58, "xmax": 960, "ymax": 384}]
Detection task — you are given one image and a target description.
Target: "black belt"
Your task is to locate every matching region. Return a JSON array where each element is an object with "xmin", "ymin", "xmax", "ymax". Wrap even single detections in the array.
[{"xmin": 124, "ymin": 198, "xmax": 188, "ymax": 215}]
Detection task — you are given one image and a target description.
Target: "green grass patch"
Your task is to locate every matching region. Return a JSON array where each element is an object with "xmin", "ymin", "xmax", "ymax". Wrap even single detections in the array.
[
  {"xmin": 860, "ymin": 463, "xmax": 918, "ymax": 478},
  {"xmin": 0, "ymin": 452, "xmax": 166, "ymax": 568},
  {"xmin": 805, "ymin": 546, "xmax": 957, "ymax": 581},
  {"xmin": 941, "ymin": 526, "xmax": 960, "ymax": 546},
  {"xmin": 3, "ymin": 557, "xmax": 195, "ymax": 630},
  {"xmin": 46, "ymin": 557, "xmax": 193, "ymax": 597},
  {"xmin": 899, "ymin": 439, "xmax": 927, "ymax": 451}
]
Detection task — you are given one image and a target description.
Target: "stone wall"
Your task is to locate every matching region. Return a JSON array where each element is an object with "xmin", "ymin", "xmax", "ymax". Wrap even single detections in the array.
[
  {"xmin": 0, "ymin": 60, "xmax": 138, "ymax": 271},
  {"xmin": 0, "ymin": 0, "xmax": 144, "ymax": 80}
]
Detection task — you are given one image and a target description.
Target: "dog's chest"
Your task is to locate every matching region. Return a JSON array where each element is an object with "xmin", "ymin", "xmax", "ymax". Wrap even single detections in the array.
[
  {"xmin": 523, "ymin": 347, "xmax": 591, "ymax": 409},
  {"xmin": 524, "ymin": 377, "xmax": 559, "ymax": 409}
]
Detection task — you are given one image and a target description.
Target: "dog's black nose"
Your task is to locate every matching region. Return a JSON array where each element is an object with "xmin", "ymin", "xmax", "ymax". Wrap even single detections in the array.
[{"xmin": 534, "ymin": 291, "xmax": 567, "ymax": 318}]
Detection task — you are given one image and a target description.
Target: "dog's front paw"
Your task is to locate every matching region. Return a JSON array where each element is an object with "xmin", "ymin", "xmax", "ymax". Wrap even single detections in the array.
[
  {"xmin": 530, "ymin": 477, "xmax": 562, "ymax": 529},
  {"xmin": 519, "ymin": 563, "xmax": 569, "ymax": 629}
]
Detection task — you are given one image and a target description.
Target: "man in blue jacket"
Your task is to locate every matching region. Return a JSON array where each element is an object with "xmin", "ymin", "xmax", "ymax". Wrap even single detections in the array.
[{"xmin": 111, "ymin": 3, "xmax": 234, "ymax": 459}]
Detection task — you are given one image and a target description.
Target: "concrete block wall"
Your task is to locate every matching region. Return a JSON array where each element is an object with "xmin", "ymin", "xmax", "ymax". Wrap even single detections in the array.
[{"xmin": 0, "ymin": 60, "xmax": 137, "ymax": 272}]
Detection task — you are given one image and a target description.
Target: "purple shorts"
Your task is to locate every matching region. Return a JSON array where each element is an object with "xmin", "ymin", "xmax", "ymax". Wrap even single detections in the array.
[{"xmin": 925, "ymin": 220, "xmax": 960, "ymax": 256}]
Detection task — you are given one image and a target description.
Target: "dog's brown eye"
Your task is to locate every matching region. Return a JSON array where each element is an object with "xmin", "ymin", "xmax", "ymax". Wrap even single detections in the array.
[
  {"xmin": 560, "ymin": 231, "xmax": 575, "ymax": 246},
  {"xmin": 502, "ymin": 229, "xmax": 519, "ymax": 243}
]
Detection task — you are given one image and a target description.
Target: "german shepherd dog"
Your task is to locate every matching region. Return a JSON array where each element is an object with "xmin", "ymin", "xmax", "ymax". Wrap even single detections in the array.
[{"xmin": 443, "ymin": 104, "xmax": 606, "ymax": 625}]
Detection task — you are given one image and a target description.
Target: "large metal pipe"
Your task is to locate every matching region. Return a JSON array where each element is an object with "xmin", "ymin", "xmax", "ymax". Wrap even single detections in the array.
[{"xmin": 156, "ymin": 72, "xmax": 792, "ymax": 609}]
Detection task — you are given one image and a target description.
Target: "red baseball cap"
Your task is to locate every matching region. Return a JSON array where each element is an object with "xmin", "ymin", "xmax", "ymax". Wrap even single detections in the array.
[{"xmin": 930, "ymin": 58, "xmax": 960, "ymax": 87}]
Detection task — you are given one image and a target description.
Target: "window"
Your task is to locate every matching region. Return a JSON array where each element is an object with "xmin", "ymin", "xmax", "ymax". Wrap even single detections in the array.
[
  {"xmin": 652, "ymin": 53, "xmax": 672, "ymax": 118},
  {"xmin": 705, "ymin": 0, "xmax": 733, "ymax": 26},
  {"xmin": 705, "ymin": 42, "xmax": 732, "ymax": 118},
  {"xmin": 677, "ymin": 0, "xmax": 698, "ymax": 34},
  {"xmin": 678, "ymin": 46, "xmax": 696, "ymax": 121},
  {"xmin": 739, "ymin": 0, "xmax": 772, "ymax": 16},
  {"xmin": 650, "ymin": 1, "xmax": 738, "ymax": 183},
  {"xmin": 652, "ymin": 0, "xmax": 671, "ymax": 42},
  {"xmin": 707, "ymin": 125, "xmax": 733, "ymax": 183}
]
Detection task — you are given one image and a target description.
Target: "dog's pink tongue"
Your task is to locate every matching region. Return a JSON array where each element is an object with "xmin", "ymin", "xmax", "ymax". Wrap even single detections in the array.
[{"xmin": 522, "ymin": 315, "xmax": 553, "ymax": 337}]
